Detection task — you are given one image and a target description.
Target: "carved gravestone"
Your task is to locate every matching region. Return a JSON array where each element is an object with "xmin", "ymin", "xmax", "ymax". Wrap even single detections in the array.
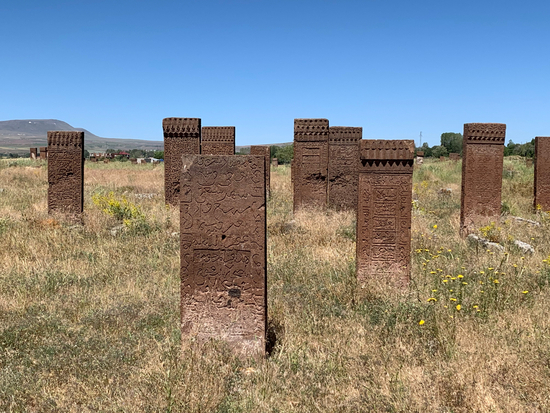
[
  {"xmin": 328, "ymin": 126, "xmax": 362, "ymax": 211},
  {"xmin": 40, "ymin": 147, "xmax": 48, "ymax": 160},
  {"xmin": 534, "ymin": 137, "xmax": 550, "ymax": 210},
  {"xmin": 250, "ymin": 146, "xmax": 271, "ymax": 195},
  {"xmin": 526, "ymin": 158, "xmax": 533, "ymax": 168},
  {"xmin": 449, "ymin": 152, "xmax": 460, "ymax": 161},
  {"xmin": 163, "ymin": 118, "xmax": 201, "ymax": 206},
  {"xmin": 440, "ymin": 156, "xmax": 445, "ymax": 161},
  {"xmin": 356, "ymin": 140, "xmax": 414, "ymax": 287},
  {"xmin": 460, "ymin": 123, "xmax": 506, "ymax": 235},
  {"xmin": 201, "ymin": 127, "xmax": 235, "ymax": 155},
  {"xmin": 47, "ymin": 131, "xmax": 84, "ymax": 216},
  {"xmin": 416, "ymin": 151, "xmax": 424, "ymax": 165},
  {"xmin": 293, "ymin": 119, "xmax": 329, "ymax": 211},
  {"xmin": 271, "ymin": 158, "xmax": 278, "ymax": 167},
  {"xmin": 180, "ymin": 155, "xmax": 266, "ymax": 356},
  {"xmin": 30, "ymin": 148, "xmax": 37, "ymax": 160}
]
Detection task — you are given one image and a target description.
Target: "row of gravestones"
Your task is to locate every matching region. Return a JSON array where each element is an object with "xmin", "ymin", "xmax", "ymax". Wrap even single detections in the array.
[
  {"xmin": 42, "ymin": 121, "xmax": 550, "ymax": 357},
  {"xmin": 30, "ymin": 147, "xmax": 48, "ymax": 160}
]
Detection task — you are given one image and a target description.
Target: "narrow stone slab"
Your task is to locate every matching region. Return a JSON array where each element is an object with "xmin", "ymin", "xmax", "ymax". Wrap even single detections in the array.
[
  {"xmin": 460, "ymin": 123, "xmax": 506, "ymax": 235},
  {"xmin": 356, "ymin": 140, "xmax": 414, "ymax": 287},
  {"xmin": 47, "ymin": 131, "xmax": 84, "ymax": 215},
  {"xmin": 535, "ymin": 136, "xmax": 550, "ymax": 210},
  {"xmin": 163, "ymin": 118, "xmax": 201, "ymax": 206},
  {"xmin": 250, "ymin": 146, "xmax": 271, "ymax": 195},
  {"xmin": 180, "ymin": 155, "xmax": 266, "ymax": 356},
  {"xmin": 293, "ymin": 119, "xmax": 329, "ymax": 211},
  {"xmin": 40, "ymin": 146, "xmax": 48, "ymax": 160},
  {"xmin": 328, "ymin": 126, "xmax": 362, "ymax": 211},
  {"xmin": 201, "ymin": 127, "xmax": 235, "ymax": 155},
  {"xmin": 30, "ymin": 148, "xmax": 37, "ymax": 160}
]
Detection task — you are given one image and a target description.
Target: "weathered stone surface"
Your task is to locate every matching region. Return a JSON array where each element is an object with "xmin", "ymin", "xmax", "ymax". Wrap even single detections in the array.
[
  {"xmin": 30, "ymin": 148, "xmax": 37, "ymax": 160},
  {"xmin": 250, "ymin": 146, "xmax": 270, "ymax": 195},
  {"xmin": 271, "ymin": 158, "xmax": 278, "ymax": 167},
  {"xmin": 534, "ymin": 137, "xmax": 550, "ymax": 210},
  {"xmin": 416, "ymin": 151, "xmax": 424, "ymax": 165},
  {"xmin": 201, "ymin": 127, "xmax": 235, "ymax": 155},
  {"xmin": 293, "ymin": 119, "xmax": 329, "ymax": 211},
  {"xmin": 440, "ymin": 156, "xmax": 445, "ymax": 161},
  {"xmin": 526, "ymin": 158, "xmax": 533, "ymax": 167},
  {"xmin": 180, "ymin": 155, "xmax": 266, "ymax": 356},
  {"xmin": 47, "ymin": 131, "xmax": 84, "ymax": 215},
  {"xmin": 163, "ymin": 118, "xmax": 201, "ymax": 206},
  {"xmin": 40, "ymin": 147, "xmax": 48, "ymax": 160},
  {"xmin": 449, "ymin": 152, "xmax": 460, "ymax": 161},
  {"xmin": 356, "ymin": 140, "xmax": 414, "ymax": 287},
  {"xmin": 467, "ymin": 234, "xmax": 504, "ymax": 252},
  {"xmin": 460, "ymin": 123, "xmax": 506, "ymax": 235},
  {"xmin": 514, "ymin": 239, "xmax": 535, "ymax": 254},
  {"xmin": 327, "ymin": 126, "xmax": 361, "ymax": 211}
]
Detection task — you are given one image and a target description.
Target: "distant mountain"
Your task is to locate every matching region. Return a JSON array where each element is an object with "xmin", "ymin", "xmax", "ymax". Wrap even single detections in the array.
[{"xmin": 0, "ymin": 119, "xmax": 163, "ymax": 154}]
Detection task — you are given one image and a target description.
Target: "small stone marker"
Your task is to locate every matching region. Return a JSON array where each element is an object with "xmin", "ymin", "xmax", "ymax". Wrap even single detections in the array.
[
  {"xmin": 526, "ymin": 157, "xmax": 533, "ymax": 168},
  {"xmin": 30, "ymin": 148, "xmax": 37, "ymax": 160},
  {"xmin": 250, "ymin": 146, "xmax": 271, "ymax": 195},
  {"xmin": 356, "ymin": 140, "xmax": 414, "ymax": 287},
  {"xmin": 293, "ymin": 118, "xmax": 329, "ymax": 211},
  {"xmin": 534, "ymin": 137, "xmax": 550, "ymax": 210},
  {"xmin": 440, "ymin": 156, "xmax": 445, "ymax": 161},
  {"xmin": 40, "ymin": 146, "xmax": 48, "ymax": 160},
  {"xmin": 104, "ymin": 159, "xmax": 110, "ymax": 163},
  {"xmin": 327, "ymin": 126, "xmax": 362, "ymax": 211},
  {"xmin": 449, "ymin": 152, "xmax": 460, "ymax": 161},
  {"xmin": 416, "ymin": 151, "xmax": 424, "ymax": 165},
  {"xmin": 180, "ymin": 155, "xmax": 266, "ymax": 356},
  {"xmin": 460, "ymin": 123, "xmax": 506, "ymax": 235},
  {"xmin": 271, "ymin": 157, "xmax": 278, "ymax": 167},
  {"xmin": 47, "ymin": 131, "xmax": 84, "ymax": 216},
  {"xmin": 163, "ymin": 118, "xmax": 201, "ymax": 206},
  {"xmin": 201, "ymin": 127, "xmax": 235, "ymax": 155}
]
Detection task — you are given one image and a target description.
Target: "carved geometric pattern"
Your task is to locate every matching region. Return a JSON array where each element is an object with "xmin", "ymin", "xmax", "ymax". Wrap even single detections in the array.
[
  {"xmin": 180, "ymin": 155, "xmax": 266, "ymax": 356},
  {"xmin": 201, "ymin": 127, "xmax": 235, "ymax": 155},
  {"xmin": 535, "ymin": 136, "xmax": 550, "ymax": 211},
  {"xmin": 250, "ymin": 146, "xmax": 270, "ymax": 196}
]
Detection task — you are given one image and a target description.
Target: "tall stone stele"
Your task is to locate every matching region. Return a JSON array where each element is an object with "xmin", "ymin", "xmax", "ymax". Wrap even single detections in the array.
[
  {"xmin": 356, "ymin": 140, "xmax": 414, "ymax": 288},
  {"xmin": 293, "ymin": 119, "xmax": 329, "ymax": 212},
  {"xmin": 180, "ymin": 155, "xmax": 266, "ymax": 356},
  {"xmin": 47, "ymin": 131, "xmax": 84, "ymax": 216},
  {"xmin": 30, "ymin": 148, "xmax": 37, "ymax": 160},
  {"xmin": 250, "ymin": 146, "xmax": 271, "ymax": 196},
  {"xmin": 328, "ymin": 126, "xmax": 362, "ymax": 211},
  {"xmin": 201, "ymin": 127, "xmax": 235, "ymax": 155},
  {"xmin": 163, "ymin": 118, "xmax": 202, "ymax": 206},
  {"xmin": 39, "ymin": 146, "xmax": 48, "ymax": 160},
  {"xmin": 460, "ymin": 123, "xmax": 506, "ymax": 235},
  {"xmin": 534, "ymin": 136, "xmax": 550, "ymax": 211}
]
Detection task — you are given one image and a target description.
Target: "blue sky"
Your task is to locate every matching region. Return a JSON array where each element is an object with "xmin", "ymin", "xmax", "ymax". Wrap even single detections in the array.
[{"xmin": 1, "ymin": 0, "xmax": 549, "ymax": 146}]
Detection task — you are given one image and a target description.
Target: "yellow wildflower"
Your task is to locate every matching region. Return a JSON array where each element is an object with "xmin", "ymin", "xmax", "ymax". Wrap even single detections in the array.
[
  {"xmin": 457, "ymin": 274, "xmax": 464, "ymax": 278},
  {"xmin": 456, "ymin": 304, "xmax": 461, "ymax": 311},
  {"xmin": 430, "ymin": 271, "xmax": 437, "ymax": 274},
  {"xmin": 450, "ymin": 298, "xmax": 457, "ymax": 302},
  {"xmin": 462, "ymin": 282, "xmax": 468, "ymax": 285},
  {"xmin": 433, "ymin": 225, "xmax": 437, "ymax": 229},
  {"xmin": 522, "ymin": 290, "xmax": 529, "ymax": 294},
  {"xmin": 493, "ymin": 279, "xmax": 499, "ymax": 284},
  {"xmin": 427, "ymin": 297, "xmax": 437, "ymax": 302},
  {"xmin": 419, "ymin": 320, "xmax": 425, "ymax": 325}
]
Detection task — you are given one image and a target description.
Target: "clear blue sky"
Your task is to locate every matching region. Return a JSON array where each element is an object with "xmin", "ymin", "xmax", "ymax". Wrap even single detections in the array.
[{"xmin": 1, "ymin": 0, "xmax": 549, "ymax": 147}]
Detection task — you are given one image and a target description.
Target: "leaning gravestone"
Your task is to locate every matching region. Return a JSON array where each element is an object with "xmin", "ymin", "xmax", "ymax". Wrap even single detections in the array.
[
  {"xmin": 293, "ymin": 118, "xmax": 329, "ymax": 211},
  {"xmin": 163, "ymin": 118, "xmax": 201, "ymax": 206},
  {"xmin": 201, "ymin": 127, "xmax": 235, "ymax": 155},
  {"xmin": 40, "ymin": 146, "xmax": 48, "ymax": 160},
  {"xmin": 180, "ymin": 155, "xmax": 266, "ymax": 356},
  {"xmin": 30, "ymin": 148, "xmax": 37, "ymax": 160},
  {"xmin": 460, "ymin": 123, "xmax": 506, "ymax": 235},
  {"xmin": 534, "ymin": 137, "xmax": 550, "ymax": 210},
  {"xmin": 250, "ymin": 146, "xmax": 270, "ymax": 195},
  {"xmin": 47, "ymin": 131, "xmax": 84, "ymax": 216},
  {"xmin": 356, "ymin": 140, "xmax": 414, "ymax": 287},
  {"xmin": 327, "ymin": 126, "xmax": 362, "ymax": 211}
]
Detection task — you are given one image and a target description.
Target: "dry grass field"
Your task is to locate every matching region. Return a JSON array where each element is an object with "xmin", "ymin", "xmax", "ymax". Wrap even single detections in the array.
[{"xmin": 1, "ymin": 157, "xmax": 550, "ymax": 412}]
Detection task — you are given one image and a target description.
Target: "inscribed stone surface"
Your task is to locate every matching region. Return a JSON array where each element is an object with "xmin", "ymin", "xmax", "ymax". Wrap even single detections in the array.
[
  {"xmin": 201, "ymin": 127, "xmax": 235, "ymax": 155},
  {"xmin": 180, "ymin": 155, "xmax": 266, "ymax": 356},
  {"xmin": 293, "ymin": 119, "xmax": 329, "ymax": 211},
  {"xmin": 250, "ymin": 146, "xmax": 271, "ymax": 195},
  {"xmin": 163, "ymin": 118, "xmax": 201, "ymax": 206},
  {"xmin": 535, "ymin": 137, "xmax": 550, "ymax": 210},
  {"xmin": 40, "ymin": 147, "xmax": 48, "ymax": 160},
  {"xmin": 47, "ymin": 131, "xmax": 84, "ymax": 215},
  {"xmin": 328, "ymin": 126, "xmax": 362, "ymax": 211},
  {"xmin": 356, "ymin": 140, "xmax": 414, "ymax": 287},
  {"xmin": 30, "ymin": 148, "xmax": 37, "ymax": 160},
  {"xmin": 460, "ymin": 123, "xmax": 506, "ymax": 235}
]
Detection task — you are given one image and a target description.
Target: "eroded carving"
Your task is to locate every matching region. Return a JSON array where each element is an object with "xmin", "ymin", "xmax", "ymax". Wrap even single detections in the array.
[
  {"xmin": 535, "ymin": 137, "xmax": 550, "ymax": 210},
  {"xmin": 201, "ymin": 127, "xmax": 235, "ymax": 155},
  {"xmin": 250, "ymin": 146, "xmax": 270, "ymax": 196}
]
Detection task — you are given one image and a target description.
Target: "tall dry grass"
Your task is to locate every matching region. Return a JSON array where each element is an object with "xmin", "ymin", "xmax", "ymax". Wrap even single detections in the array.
[{"xmin": 0, "ymin": 158, "xmax": 549, "ymax": 412}]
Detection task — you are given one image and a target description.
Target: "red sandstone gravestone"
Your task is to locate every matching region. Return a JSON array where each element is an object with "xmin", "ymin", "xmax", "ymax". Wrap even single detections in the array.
[
  {"xmin": 460, "ymin": 123, "xmax": 506, "ymax": 235},
  {"xmin": 293, "ymin": 119, "xmax": 329, "ymax": 211},
  {"xmin": 40, "ymin": 147, "xmax": 48, "ymax": 160},
  {"xmin": 250, "ymin": 146, "xmax": 271, "ymax": 195},
  {"xmin": 163, "ymin": 118, "xmax": 202, "ymax": 206},
  {"xmin": 180, "ymin": 155, "xmax": 266, "ymax": 356},
  {"xmin": 356, "ymin": 140, "xmax": 414, "ymax": 288},
  {"xmin": 47, "ymin": 131, "xmax": 84, "ymax": 216},
  {"xmin": 201, "ymin": 127, "xmax": 235, "ymax": 155},
  {"xmin": 449, "ymin": 152, "xmax": 460, "ymax": 161},
  {"xmin": 416, "ymin": 151, "xmax": 424, "ymax": 165},
  {"xmin": 30, "ymin": 148, "xmax": 37, "ymax": 160},
  {"xmin": 534, "ymin": 137, "xmax": 550, "ymax": 211},
  {"xmin": 327, "ymin": 126, "xmax": 362, "ymax": 211}
]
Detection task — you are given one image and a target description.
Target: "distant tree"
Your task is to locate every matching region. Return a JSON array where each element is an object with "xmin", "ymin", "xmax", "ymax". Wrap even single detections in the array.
[
  {"xmin": 420, "ymin": 142, "xmax": 433, "ymax": 157},
  {"xmin": 105, "ymin": 149, "xmax": 117, "ymax": 154},
  {"xmin": 153, "ymin": 150, "xmax": 164, "ymax": 159},
  {"xmin": 432, "ymin": 145, "xmax": 448, "ymax": 158},
  {"xmin": 83, "ymin": 149, "xmax": 90, "ymax": 159},
  {"xmin": 274, "ymin": 145, "xmax": 293, "ymax": 164},
  {"xmin": 129, "ymin": 149, "xmax": 145, "ymax": 158},
  {"xmin": 440, "ymin": 132, "xmax": 463, "ymax": 155}
]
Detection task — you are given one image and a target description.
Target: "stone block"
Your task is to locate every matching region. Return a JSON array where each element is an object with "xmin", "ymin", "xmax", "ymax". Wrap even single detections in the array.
[
  {"xmin": 201, "ymin": 127, "xmax": 235, "ymax": 155},
  {"xmin": 40, "ymin": 146, "xmax": 48, "ymax": 160},
  {"xmin": 535, "ymin": 137, "xmax": 550, "ymax": 210}
]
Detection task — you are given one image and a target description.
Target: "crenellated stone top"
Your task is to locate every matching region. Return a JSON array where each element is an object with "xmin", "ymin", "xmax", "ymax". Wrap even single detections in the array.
[
  {"xmin": 329, "ymin": 126, "xmax": 362, "ymax": 144},
  {"xmin": 163, "ymin": 118, "xmax": 201, "ymax": 137},
  {"xmin": 294, "ymin": 119, "xmax": 329, "ymax": 142},
  {"xmin": 464, "ymin": 123, "xmax": 506, "ymax": 144},
  {"xmin": 47, "ymin": 131, "xmax": 84, "ymax": 148},
  {"xmin": 360, "ymin": 140, "xmax": 415, "ymax": 160},
  {"xmin": 201, "ymin": 127, "xmax": 235, "ymax": 143}
]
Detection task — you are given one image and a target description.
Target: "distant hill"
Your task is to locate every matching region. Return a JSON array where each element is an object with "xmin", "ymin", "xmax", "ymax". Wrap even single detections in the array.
[{"xmin": 0, "ymin": 119, "xmax": 164, "ymax": 154}]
